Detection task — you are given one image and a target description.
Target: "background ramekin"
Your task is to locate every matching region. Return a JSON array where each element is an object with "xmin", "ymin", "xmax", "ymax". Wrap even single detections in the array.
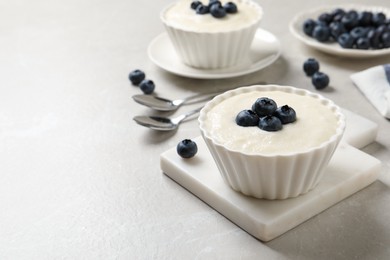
[
  {"xmin": 160, "ymin": 0, "xmax": 263, "ymax": 69},
  {"xmin": 199, "ymin": 85, "xmax": 346, "ymax": 200}
]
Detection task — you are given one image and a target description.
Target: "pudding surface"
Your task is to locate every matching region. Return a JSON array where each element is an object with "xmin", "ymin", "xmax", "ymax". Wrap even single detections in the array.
[
  {"xmin": 163, "ymin": 0, "xmax": 262, "ymax": 33},
  {"xmin": 203, "ymin": 90, "xmax": 339, "ymax": 154}
]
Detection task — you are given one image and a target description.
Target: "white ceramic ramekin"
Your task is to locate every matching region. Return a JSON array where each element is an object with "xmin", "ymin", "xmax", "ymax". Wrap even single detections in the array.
[
  {"xmin": 160, "ymin": 0, "xmax": 263, "ymax": 69},
  {"xmin": 199, "ymin": 85, "xmax": 346, "ymax": 200}
]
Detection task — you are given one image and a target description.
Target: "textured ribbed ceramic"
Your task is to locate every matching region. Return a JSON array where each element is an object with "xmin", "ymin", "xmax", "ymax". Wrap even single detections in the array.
[
  {"xmin": 161, "ymin": 0, "xmax": 262, "ymax": 69},
  {"xmin": 199, "ymin": 85, "xmax": 346, "ymax": 200}
]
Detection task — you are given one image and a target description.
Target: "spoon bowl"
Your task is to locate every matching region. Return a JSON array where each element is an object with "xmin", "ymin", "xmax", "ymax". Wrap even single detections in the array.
[
  {"xmin": 132, "ymin": 91, "xmax": 221, "ymax": 111},
  {"xmin": 133, "ymin": 107, "xmax": 202, "ymax": 131}
]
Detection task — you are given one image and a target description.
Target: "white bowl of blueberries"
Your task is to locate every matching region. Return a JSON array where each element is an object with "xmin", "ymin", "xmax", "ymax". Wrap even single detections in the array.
[{"xmin": 289, "ymin": 4, "xmax": 390, "ymax": 57}]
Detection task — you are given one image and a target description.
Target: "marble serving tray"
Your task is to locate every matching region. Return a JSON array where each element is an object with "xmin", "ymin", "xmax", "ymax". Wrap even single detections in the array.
[{"xmin": 160, "ymin": 109, "xmax": 381, "ymax": 241}]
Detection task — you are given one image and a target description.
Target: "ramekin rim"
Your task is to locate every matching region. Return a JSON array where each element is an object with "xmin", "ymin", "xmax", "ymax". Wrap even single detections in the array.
[{"xmin": 198, "ymin": 84, "xmax": 346, "ymax": 158}]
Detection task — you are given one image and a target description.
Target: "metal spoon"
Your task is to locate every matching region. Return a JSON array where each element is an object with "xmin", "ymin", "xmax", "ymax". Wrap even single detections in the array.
[
  {"xmin": 132, "ymin": 91, "xmax": 221, "ymax": 112},
  {"xmin": 133, "ymin": 107, "xmax": 202, "ymax": 131}
]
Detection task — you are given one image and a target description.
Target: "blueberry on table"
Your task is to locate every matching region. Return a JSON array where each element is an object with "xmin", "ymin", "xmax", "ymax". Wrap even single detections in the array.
[
  {"xmin": 274, "ymin": 105, "xmax": 297, "ymax": 124},
  {"xmin": 312, "ymin": 24, "xmax": 331, "ymax": 42},
  {"xmin": 312, "ymin": 72, "xmax": 330, "ymax": 90},
  {"xmin": 235, "ymin": 110, "xmax": 259, "ymax": 127},
  {"xmin": 129, "ymin": 69, "xmax": 145, "ymax": 85},
  {"xmin": 224, "ymin": 2, "xmax": 238, "ymax": 14},
  {"xmin": 303, "ymin": 19, "xmax": 317, "ymax": 36},
  {"xmin": 303, "ymin": 58, "xmax": 320, "ymax": 76},
  {"xmin": 210, "ymin": 4, "xmax": 226, "ymax": 18},
  {"xmin": 139, "ymin": 79, "xmax": 155, "ymax": 94},
  {"xmin": 177, "ymin": 139, "xmax": 198, "ymax": 159},
  {"xmin": 258, "ymin": 115, "xmax": 283, "ymax": 132},
  {"xmin": 252, "ymin": 97, "xmax": 277, "ymax": 117}
]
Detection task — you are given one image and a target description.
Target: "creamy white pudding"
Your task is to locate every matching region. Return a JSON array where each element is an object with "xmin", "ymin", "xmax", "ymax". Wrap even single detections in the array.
[
  {"xmin": 199, "ymin": 85, "xmax": 345, "ymax": 199},
  {"xmin": 203, "ymin": 90, "xmax": 339, "ymax": 155},
  {"xmin": 163, "ymin": 0, "xmax": 262, "ymax": 33}
]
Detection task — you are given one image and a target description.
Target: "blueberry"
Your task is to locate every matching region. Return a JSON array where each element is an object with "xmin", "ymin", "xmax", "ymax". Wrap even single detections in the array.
[
  {"xmin": 368, "ymin": 29, "xmax": 381, "ymax": 49},
  {"xmin": 312, "ymin": 72, "xmax": 330, "ymax": 90},
  {"xmin": 330, "ymin": 8, "xmax": 346, "ymax": 22},
  {"xmin": 381, "ymin": 32, "xmax": 390, "ymax": 48},
  {"xmin": 196, "ymin": 4, "xmax": 209, "ymax": 14},
  {"xmin": 373, "ymin": 25, "xmax": 388, "ymax": 48},
  {"xmin": 377, "ymin": 24, "xmax": 387, "ymax": 34},
  {"xmin": 329, "ymin": 21, "xmax": 346, "ymax": 38},
  {"xmin": 191, "ymin": 1, "xmax": 202, "ymax": 10},
  {"xmin": 338, "ymin": 33, "xmax": 355, "ymax": 48},
  {"xmin": 356, "ymin": 37, "xmax": 370, "ymax": 49},
  {"xmin": 258, "ymin": 116, "xmax": 283, "ymax": 132},
  {"xmin": 208, "ymin": 0, "xmax": 222, "ymax": 8},
  {"xmin": 273, "ymin": 105, "xmax": 297, "ymax": 124},
  {"xmin": 350, "ymin": 26, "xmax": 369, "ymax": 39},
  {"xmin": 331, "ymin": 8, "xmax": 345, "ymax": 16},
  {"xmin": 341, "ymin": 10, "xmax": 359, "ymax": 30},
  {"xmin": 372, "ymin": 12, "xmax": 387, "ymax": 26},
  {"xmin": 302, "ymin": 8, "xmax": 389, "ymax": 49},
  {"xmin": 129, "ymin": 69, "xmax": 145, "ymax": 85},
  {"xmin": 139, "ymin": 79, "xmax": 155, "ymax": 94},
  {"xmin": 252, "ymin": 97, "xmax": 277, "ymax": 117},
  {"xmin": 318, "ymin": 13, "xmax": 333, "ymax": 25},
  {"xmin": 312, "ymin": 24, "xmax": 331, "ymax": 42},
  {"xmin": 210, "ymin": 3, "xmax": 226, "ymax": 18},
  {"xmin": 177, "ymin": 139, "xmax": 198, "ymax": 159},
  {"xmin": 224, "ymin": 2, "xmax": 238, "ymax": 14},
  {"xmin": 358, "ymin": 11, "xmax": 373, "ymax": 26},
  {"xmin": 303, "ymin": 58, "xmax": 320, "ymax": 76},
  {"xmin": 235, "ymin": 110, "xmax": 259, "ymax": 127},
  {"xmin": 303, "ymin": 19, "xmax": 317, "ymax": 36}
]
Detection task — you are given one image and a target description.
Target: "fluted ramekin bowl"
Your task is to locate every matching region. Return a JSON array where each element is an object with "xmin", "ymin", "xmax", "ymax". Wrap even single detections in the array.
[
  {"xmin": 199, "ymin": 85, "xmax": 346, "ymax": 199},
  {"xmin": 161, "ymin": 0, "xmax": 263, "ymax": 69}
]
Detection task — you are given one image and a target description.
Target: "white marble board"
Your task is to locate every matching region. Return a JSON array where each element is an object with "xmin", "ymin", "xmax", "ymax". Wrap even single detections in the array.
[{"xmin": 160, "ymin": 109, "xmax": 381, "ymax": 241}]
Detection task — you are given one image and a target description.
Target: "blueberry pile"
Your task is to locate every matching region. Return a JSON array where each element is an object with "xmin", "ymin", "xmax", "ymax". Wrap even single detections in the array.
[
  {"xmin": 303, "ymin": 8, "xmax": 390, "ymax": 49},
  {"xmin": 129, "ymin": 69, "xmax": 155, "ymax": 94},
  {"xmin": 191, "ymin": 0, "xmax": 238, "ymax": 18},
  {"xmin": 235, "ymin": 97, "xmax": 296, "ymax": 132},
  {"xmin": 177, "ymin": 139, "xmax": 198, "ymax": 158},
  {"xmin": 303, "ymin": 58, "xmax": 330, "ymax": 90}
]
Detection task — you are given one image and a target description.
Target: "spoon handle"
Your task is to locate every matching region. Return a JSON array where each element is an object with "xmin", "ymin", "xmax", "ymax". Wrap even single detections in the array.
[
  {"xmin": 173, "ymin": 106, "xmax": 203, "ymax": 124},
  {"xmin": 181, "ymin": 91, "xmax": 221, "ymax": 105}
]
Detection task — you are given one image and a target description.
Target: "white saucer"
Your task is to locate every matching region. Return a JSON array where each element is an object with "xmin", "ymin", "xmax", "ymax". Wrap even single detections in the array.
[
  {"xmin": 289, "ymin": 4, "xmax": 390, "ymax": 58},
  {"xmin": 147, "ymin": 29, "xmax": 281, "ymax": 79}
]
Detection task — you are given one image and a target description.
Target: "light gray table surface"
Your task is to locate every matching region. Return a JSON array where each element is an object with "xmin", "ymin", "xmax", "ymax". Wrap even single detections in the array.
[{"xmin": 1, "ymin": 0, "xmax": 390, "ymax": 259}]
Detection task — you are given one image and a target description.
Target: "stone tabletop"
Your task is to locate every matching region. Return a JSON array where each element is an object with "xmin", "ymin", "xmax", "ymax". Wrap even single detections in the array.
[{"xmin": 1, "ymin": 0, "xmax": 390, "ymax": 259}]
